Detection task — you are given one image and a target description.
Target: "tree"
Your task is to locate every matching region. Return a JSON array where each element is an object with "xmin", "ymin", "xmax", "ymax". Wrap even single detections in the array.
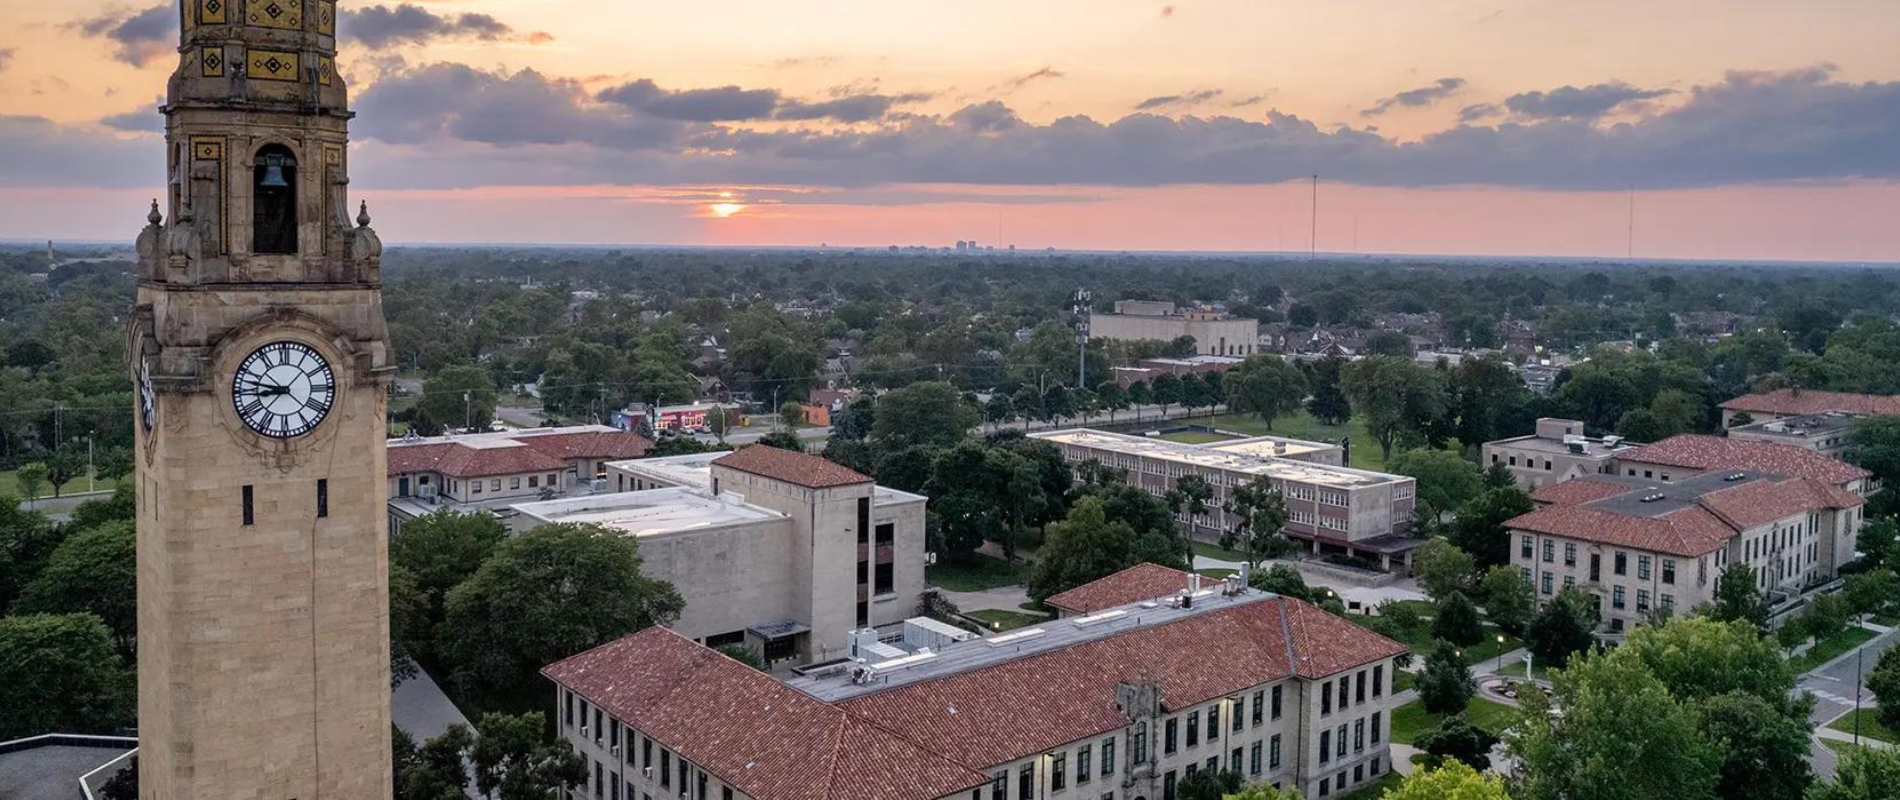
[
  {"xmin": 1524, "ymin": 586, "xmax": 1597, "ymax": 667},
  {"xmin": 705, "ymin": 405, "xmax": 732, "ymax": 442},
  {"xmin": 390, "ymin": 509, "xmax": 508, "ymax": 623},
  {"xmin": 756, "ymin": 430, "xmax": 806, "ymax": 452},
  {"xmin": 1167, "ymin": 473, "xmax": 1214, "ymax": 534},
  {"xmin": 1340, "ymin": 356, "xmax": 1449, "ymax": 462},
  {"xmin": 471, "ymin": 711, "xmax": 587, "ymax": 800},
  {"xmin": 1858, "ymin": 518, "xmax": 1898, "ymax": 568},
  {"xmin": 1125, "ymin": 380, "xmax": 1153, "ymax": 415},
  {"xmin": 1509, "ymin": 648, "xmax": 1721, "ymax": 800},
  {"xmin": 1288, "ymin": 303, "xmax": 1319, "ymax": 328},
  {"xmin": 1434, "ymin": 590, "xmax": 1485, "ymax": 647},
  {"xmin": 1175, "ymin": 768, "xmax": 1242, "ymax": 800},
  {"xmin": 1709, "ymin": 562, "xmax": 1768, "ymax": 631},
  {"xmin": 15, "ymin": 462, "xmax": 47, "ymax": 505},
  {"xmin": 1413, "ymin": 716, "xmax": 1501, "ymax": 772},
  {"xmin": 1388, "ymin": 448, "xmax": 1484, "ymax": 526},
  {"xmin": 438, "ymin": 523, "xmax": 684, "ymax": 701},
  {"xmin": 419, "ymin": 363, "xmax": 498, "ymax": 432},
  {"xmin": 1806, "ymin": 593, "xmax": 1853, "ymax": 642},
  {"xmin": 1223, "ymin": 356, "xmax": 1308, "ymax": 429},
  {"xmin": 1482, "ymin": 461, "xmax": 1515, "ymax": 489},
  {"xmin": 1620, "ymin": 617, "xmax": 1795, "ymax": 708},
  {"xmin": 1844, "ymin": 569, "xmax": 1898, "ymax": 621},
  {"xmin": 872, "ymin": 381, "xmax": 979, "ymax": 450},
  {"xmin": 93, "ymin": 446, "xmax": 133, "ymax": 483},
  {"xmin": 1095, "ymin": 381, "xmax": 1128, "ymax": 422},
  {"xmin": 1366, "ymin": 329, "xmax": 1415, "ymax": 357},
  {"xmin": 1151, "ymin": 373, "xmax": 1183, "ymax": 416},
  {"xmin": 1694, "ymin": 691, "xmax": 1814, "ymax": 800},
  {"xmin": 778, "ymin": 399, "xmax": 806, "ymax": 428},
  {"xmin": 44, "ymin": 444, "xmax": 85, "ymax": 497},
  {"xmin": 1615, "ymin": 408, "xmax": 1669, "ymax": 443},
  {"xmin": 1417, "ymin": 642, "xmax": 1475, "ymax": 715},
  {"xmin": 399, "ymin": 723, "xmax": 475, "ymax": 800},
  {"xmin": 1870, "ymin": 644, "xmax": 1900, "ymax": 730},
  {"xmin": 716, "ymin": 643, "xmax": 766, "ymax": 670},
  {"xmin": 1449, "ymin": 487, "xmax": 1533, "ymax": 570},
  {"xmin": 1027, "ymin": 497, "xmax": 1138, "ymax": 602},
  {"xmin": 1450, "ymin": 356, "xmax": 1532, "ymax": 449},
  {"xmin": 1228, "ymin": 783, "xmax": 1305, "ymax": 800},
  {"xmin": 0, "ymin": 613, "xmax": 133, "ymax": 739},
  {"xmin": 14, "ymin": 520, "xmax": 136, "ymax": 656},
  {"xmin": 1305, "ymin": 356, "xmax": 1351, "ymax": 425},
  {"xmin": 390, "ymin": 564, "xmax": 428, "ymax": 686},
  {"xmin": 1221, "ymin": 476, "xmax": 1291, "ymax": 569},
  {"xmin": 1808, "ymin": 747, "xmax": 1900, "ymax": 800},
  {"xmin": 66, "ymin": 482, "xmax": 134, "ymax": 533},
  {"xmin": 0, "ymin": 500, "xmax": 60, "ymax": 614},
  {"xmin": 1476, "ymin": 565, "xmax": 1534, "ymax": 636},
  {"xmin": 1384, "ymin": 761, "xmax": 1508, "ymax": 800},
  {"xmin": 1413, "ymin": 539, "xmax": 1477, "ymax": 601},
  {"xmin": 100, "ymin": 756, "xmax": 138, "ymax": 800}
]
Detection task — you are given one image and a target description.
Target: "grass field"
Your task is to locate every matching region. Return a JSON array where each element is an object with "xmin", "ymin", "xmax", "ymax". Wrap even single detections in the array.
[
  {"xmin": 1790, "ymin": 626, "xmax": 1879, "ymax": 672},
  {"xmin": 1389, "ymin": 697, "xmax": 1521, "ymax": 746},
  {"xmin": 967, "ymin": 608, "xmax": 1053, "ymax": 632},
  {"xmin": 0, "ymin": 468, "xmax": 120, "ymax": 500},
  {"xmin": 1826, "ymin": 709, "xmax": 1898, "ymax": 744},
  {"xmin": 1820, "ymin": 738, "xmax": 1879, "ymax": 758},
  {"xmin": 1158, "ymin": 430, "xmax": 1237, "ymax": 444},
  {"xmin": 1494, "ymin": 660, "xmax": 1554, "ymax": 680},
  {"xmin": 1338, "ymin": 770, "xmax": 1404, "ymax": 799},
  {"xmin": 1190, "ymin": 540, "xmax": 1254, "ymax": 563},
  {"xmin": 927, "ymin": 555, "xmax": 1031, "ymax": 592}
]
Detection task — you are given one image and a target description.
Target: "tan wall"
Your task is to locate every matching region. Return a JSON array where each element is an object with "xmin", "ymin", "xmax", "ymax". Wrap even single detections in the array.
[{"xmin": 1511, "ymin": 530, "xmax": 1717, "ymax": 630}]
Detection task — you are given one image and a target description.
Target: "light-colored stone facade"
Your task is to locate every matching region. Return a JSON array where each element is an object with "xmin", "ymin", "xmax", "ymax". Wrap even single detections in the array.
[
  {"xmin": 1089, "ymin": 302, "xmax": 1262, "ymax": 357},
  {"xmin": 1481, "ymin": 418, "xmax": 1627, "ymax": 490},
  {"xmin": 130, "ymin": 1, "xmax": 392, "ymax": 796}
]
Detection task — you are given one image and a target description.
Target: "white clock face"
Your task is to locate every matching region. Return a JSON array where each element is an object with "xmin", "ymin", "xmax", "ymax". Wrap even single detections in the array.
[
  {"xmin": 138, "ymin": 357, "xmax": 156, "ymax": 432},
  {"xmin": 232, "ymin": 341, "xmax": 336, "ymax": 439}
]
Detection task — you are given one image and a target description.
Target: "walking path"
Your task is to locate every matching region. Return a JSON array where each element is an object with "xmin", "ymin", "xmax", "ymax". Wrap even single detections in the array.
[
  {"xmin": 938, "ymin": 584, "xmax": 1032, "ymax": 612},
  {"xmin": 392, "ymin": 666, "xmax": 472, "ymax": 744}
]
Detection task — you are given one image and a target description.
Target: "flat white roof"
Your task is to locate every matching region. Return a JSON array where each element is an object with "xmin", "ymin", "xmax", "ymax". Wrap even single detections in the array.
[
  {"xmin": 606, "ymin": 453, "xmax": 928, "ymax": 505},
  {"xmin": 1207, "ymin": 435, "xmax": 1336, "ymax": 459},
  {"xmin": 511, "ymin": 487, "xmax": 783, "ymax": 537},
  {"xmin": 387, "ymin": 423, "xmax": 620, "ymax": 451},
  {"xmin": 1031, "ymin": 428, "xmax": 1406, "ymax": 489}
]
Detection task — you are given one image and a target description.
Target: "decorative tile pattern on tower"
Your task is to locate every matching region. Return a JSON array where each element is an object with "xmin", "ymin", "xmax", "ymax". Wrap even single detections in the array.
[
  {"xmin": 249, "ymin": 49, "xmax": 301, "ymax": 81},
  {"xmin": 247, "ymin": 0, "xmax": 303, "ymax": 30}
]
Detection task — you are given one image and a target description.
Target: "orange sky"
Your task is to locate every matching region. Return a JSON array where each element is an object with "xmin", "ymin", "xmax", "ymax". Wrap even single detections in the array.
[{"xmin": 4, "ymin": 0, "xmax": 1900, "ymax": 260}]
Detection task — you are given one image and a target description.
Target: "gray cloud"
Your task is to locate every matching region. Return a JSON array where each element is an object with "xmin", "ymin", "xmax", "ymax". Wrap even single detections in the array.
[
  {"xmin": 70, "ymin": 3, "xmax": 176, "ymax": 67},
  {"xmin": 1000, "ymin": 67, "xmax": 1065, "ymax": 91},
  {"xmin": 598, "ymin": 80, "xmax": 781, "ymax": 122},
  {"xmin": 0, "ymin": 48, "xmax": 15, "ymax": 74},
  {"xmin": 1502, "ymin": 81, "xmax": 1673, "ymax": 120},
  {"xmin": 1134, "ymin": 89, "xmax": 1224, "ymax": 111},
  {"xmin": 1458, "ymin": 103, "xmax": 1501, "ymax": 122},
  {"xmin": 101, "ymin": 99, "xmax": 164, "ymax": 133},
  {"xmin": 22, "ymin": 65, "xmax": 1900, "ymax": 197},
  {"xmin": 1363, "ymin": 78, "xmax": 1467, "ymax": 116},
  {"xmin": 340, "ymin": 4, "xmax": 551, "ymax": 48}
]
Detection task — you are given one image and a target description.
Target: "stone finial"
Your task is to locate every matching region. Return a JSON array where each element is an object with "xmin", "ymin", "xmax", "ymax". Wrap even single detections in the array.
[
  {"xmin": 357, "ymin": 200, "xmax": 372, "ymax": 228},
  {"xmin": 147, "ymin": 198, "xmax": 163, "ymax": 226}
]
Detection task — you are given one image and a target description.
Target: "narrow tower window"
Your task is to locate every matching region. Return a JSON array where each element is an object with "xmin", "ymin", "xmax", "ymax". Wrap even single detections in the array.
[
  {"xmin": 316, "ymin": 479, "xmax": 328, "ymax": 518},
  {"xmin": 253, "ymin": 144, "xmax": 298, "ymax": 254},
  {"xmin": 242, "ymin": 485, "xmax": 255, "ymax": 526}
]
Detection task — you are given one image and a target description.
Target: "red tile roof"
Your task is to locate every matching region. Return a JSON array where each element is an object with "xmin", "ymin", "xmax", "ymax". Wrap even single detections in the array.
[
  {"xmin": 1617, "ymin": 434, "xmax": 1869, "ymax": 485},
  {"xmin": 1529, "ymin": 476, "xmax": 1630, "ymax": 506},
  {"xmin": 839, "ymin": 597, "xmax": 1405, "ymax": 769},
  {"xmin": 542, "ymin": 627, "xmax": 988, "ymax": 800},
  {"xmin": 1505, "ymin": 504, "xmax": 1736, "ymax": 557},
  {"xmin": 1720, "ymin": 389, "xmax": 1900, "ymax": 417},
  {"xmin": 713, "ymin": 445, "xmax": 871, "ymax": 489},
  {"xmin": 1045, "ymin": 563, "xmax": 1200, "ymax": 614},
  {"xmin": 387, "ymin": 429, "xmax": 652, "ymax": 479},
  {"xmin": 1698, "ymin": 479, "xmax": 1833, "ymax": 530}
]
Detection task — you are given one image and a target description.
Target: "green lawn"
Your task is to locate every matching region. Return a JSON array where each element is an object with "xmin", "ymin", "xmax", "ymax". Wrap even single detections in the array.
[
  {"xmin": 1393, "ymin": 670, "xmax": 1417, "ymax": 694},
  {"xmin": 1826, "ymin": 709, "xmax": 1898, "ymax": 744},
  {"xmin": 1820, "ymin": 738, "xmax": 1879, "ymax": 758},
  {"xmin": 1872, "ymin": 612, "xmax": 1900, "ymax": 627},
  {"xmin": 967, "ymin": 608, "xmax": 1053, "ymax": 632},
  {"xmin": 927, "ymin": 555, "xmax": 1031, "ymax": 592},
  {"xmin": 1338, "ymin": 770, "xmax": 1404, "ymax": 800},
  {"xmin": 1790, "ymin": 626, "xmax": 1879, "ymax": 672},
  {"xmin": 1158, "ymin": 430, "xmax": 1237, "ymax": 444},
  {"xmin": 1389, "ymin": 697, "xmax": 1521, "ymax": 746},
  {"xmin": 1190, "ymin": 540, "xmax": 1255, "ymax": 563},
  {"xmin": 1493, "ymin": 660, "xmax": 1554, "ymax": 680},
  {"xmin": 1, "ymin": 469, "xmax": 120, "ymax": 501}
]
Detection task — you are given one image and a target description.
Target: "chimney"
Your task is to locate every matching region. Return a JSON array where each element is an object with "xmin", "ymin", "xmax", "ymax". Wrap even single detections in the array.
[{"xmin": 1238, "ymin": 561, "xmax": 1253, "ymax": 589}]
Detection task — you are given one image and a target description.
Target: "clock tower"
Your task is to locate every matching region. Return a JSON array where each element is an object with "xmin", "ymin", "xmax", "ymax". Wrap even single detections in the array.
[{"xmin": 130, "ymin": 1, "xmax": 392, "ymax": 797}]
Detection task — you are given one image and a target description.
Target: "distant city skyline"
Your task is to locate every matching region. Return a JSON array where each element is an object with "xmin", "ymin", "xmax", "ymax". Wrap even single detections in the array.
[{"xmin": 5, "ymin": 0, "xmax": 1900, "ymax": 260}]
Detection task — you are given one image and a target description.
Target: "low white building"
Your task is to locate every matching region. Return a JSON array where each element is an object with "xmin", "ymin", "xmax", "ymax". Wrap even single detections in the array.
[
  {"xmin": 384, "ymin": 424, "xmax": 653, "ymax": 532},
  {"xmin": 512, "ymin": 446, "xmax": 928, "ymax": 665}
]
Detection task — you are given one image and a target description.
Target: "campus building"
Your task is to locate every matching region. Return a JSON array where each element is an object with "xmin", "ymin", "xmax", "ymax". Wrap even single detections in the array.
[
  {"xmin": 1089, "ymin": 301, "xmax": 1262, "ymax": 357},
  {"xmin": 1610, "ymin": 434, "xmax": 1877, "ymax": 498},
  {"xmin": 1507, "ymin": 469, "xmax": 1864, "ymax": 633},
  {"xmin": 1029, "ymin": 429, "xmax": 1420, "ymax": 570},
  {"xmin": 1110, "ymin": 355, "xmax": 1246, "ymax": 387},
  {"xmin": 384, "ymin": 424, "xmax": 653, "ymax": 530},
  {"xmin": 1718, "ymin": 388, "xmax": 1900, "ymax": 427},
  {"xmin": 1480, "ymin": 418, "xmax": 1632, "ymax": 490},
  {"xmin": 512, "ymin": 447, "xmax": 927, "ymax": 664},
  {"xmin": 1725, "ymin": 412, "xmax": 1858, "ymax": 457},
  {"xmin": 544, "ymin": 569, "xmax": 1407, "ymax": 800}
]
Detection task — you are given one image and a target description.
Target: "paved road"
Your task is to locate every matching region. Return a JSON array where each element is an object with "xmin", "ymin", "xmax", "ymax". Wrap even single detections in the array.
[{"xmin": 1800, "ymin": 623, "xmax": 1899, "ymax": 725}]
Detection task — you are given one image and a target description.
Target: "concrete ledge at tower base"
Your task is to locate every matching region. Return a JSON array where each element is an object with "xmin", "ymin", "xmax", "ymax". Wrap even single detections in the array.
[{"xmin": 0, "ymin": 734, "xmax": 136, "ymax": 800}]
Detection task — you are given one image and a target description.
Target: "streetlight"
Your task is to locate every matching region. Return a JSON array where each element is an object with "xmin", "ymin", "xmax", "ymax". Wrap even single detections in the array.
[{"xmin": 1496, "ymin": 634, "xmax": 1506, "ymax": 672}]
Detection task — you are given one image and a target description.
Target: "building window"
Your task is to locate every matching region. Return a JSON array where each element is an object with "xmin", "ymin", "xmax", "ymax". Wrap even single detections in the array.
[
  {"xmin": 1637, "ymin": 589, "xmax": 1651, "ymax": 613},
  {"xmin": 1320, "ymin": 777, "xmax": 1329, "ymax": 797},
  {"xmin": 1564, "ymin": 575, "xmax": 1576, "ymax": 589},
  {"xmin": 1164, "ymin": 718, "xmax": 1178, "ymax": 754},
  {"xmin": 1337, "ymin": 680, "xmax": 1349, "ymax": 711},
  {"xmin": 1354, "ymin": 719, "xmax": 1365, "ymax": 751},
  {"xmin": 660, "ymin": 752, "xmax": 670, "ymax": 788},
  {"xmin": 1541, "ymin": 571, "xmax": 1553, "ymax": 595},
  {"xmin": 1355, "ymin": 671, "xmax": 1366, "ymax": 704},
  {"xmin": 1232, "ymin": 700, "xmax": 1244, "ymax": 732},
  {"xmin": 1336, "ymin": 725, "xmax": 1348, "ymax": 758},
  {"xmin": 1543, "ymin": 540, "xmax": 1555, "ymax": 562},
  {"xmin": 1372, "ymin": 665, "xmax": 1383, "ymax": 698},
  {"xmin": 1252, "ymin": 690, "xmax": 1264, "ymax": 725},
  {"xmin": 1661, "ymin": 593, "xmax": 1675, "ymax": 614},
  {"xmin": 1520, "ymin": 535, "xmax": 1533, "ymax": 559},
  {"xmin": 1051, "ymin": 753, "xmax": 1066, "ymax": 792},
  {"xmin": 1370, "ymin": 711, "xmax": 1381, "ymax": 743},
  {"xmin": 1321, "ymin": 681, "xmax": 1332, "ymax": 715},
  {"xmin": 1638, "ymin": 555, "xmax": 1652, "ymax": 580},
  {"xmin": 1269, "ymin": 734, "xmax": 1282, "ymax": 770},
  {"xmin": 1077, "ymin": 745, "xmax": 1091, "ymax": 784},
  {"xmin": 242, "ymin": 485, "xmax": 254, "ymax": 525},
  {"xmin": 1164, "ymin": 771, "xmax": 1177, "ymax": 800},
  {"xmin": 316, "ymin": 479, "xmax": 328, "ymax": 518},
  {"xmin": 253, "ymin": 144, "xmax": 299, "ymax": 254},
  {"xmin": 1103, "ymin": 737, "xmax": 1117, "ymax": 776},
  {"xmin": 1613, "ymin": 585, "xmax": 1626, "ymax": 609},
  {"xmin": 472, "ymin": 481, "xmax": 483, "ymax": 495},
  {"xmin": 1614, "ymin": 551, "xmax": 1627, "ymax": 575},
  {"xmin": 1019, "ymin": 762, "xmax": 1034, "ymax": 800},
  {"xmin": 490, "ymin": 479, "xmax": 501, "ymax": 492},
  {"xmin": 1187, "ymin": 711, "xmax": 1199, "ymax": 748},
  {"xmin": 529, "ymin": 475, "xmax": 540, "ymax": 488},
  {"xmin": 564, "ymin": 689, "xmax": 573, "ymax": 726},
  {"xmin": 511, "ymin": 476, "xmax": 522, "ymax": 490},
  {"xmin": 991, "ymin": 772, "xmax": 1006, "ymax": 800},
  {"xmin": 875, "ymin": 522, "xmax": 895, "ymax": 546},
  {"xmin": 1564, "ymin": 542, "xmax": 1577, "ymax": 566},
  {"xmin": 1230, "ymin": 747, "xmax": 1242, "ymax": 773},
  {"xmin": 1271, "ymin": 685, "xmax": 1283, "ymax": 719},
  {"xmin": 874, "ymin": 562, "xmax": 894, "ymax": 595},
  {"xmin": 1662, "ymin": 559, "xmax": 1676, "ymax": 585},
  {"xmin": 1319, "ymin": 731, "xmax": 1331, "ymax": 763}
]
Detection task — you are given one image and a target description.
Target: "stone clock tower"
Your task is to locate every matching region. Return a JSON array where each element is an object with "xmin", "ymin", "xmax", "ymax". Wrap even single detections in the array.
[{"xmin": 129, "ymin": 1, "xmax": 392, "ymax": 797}]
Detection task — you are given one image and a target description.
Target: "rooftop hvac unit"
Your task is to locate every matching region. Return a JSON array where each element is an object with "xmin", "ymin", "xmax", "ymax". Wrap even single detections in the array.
[{"xmin": 418, "ymin": 483, "xmax": 437, "ymax": 498}]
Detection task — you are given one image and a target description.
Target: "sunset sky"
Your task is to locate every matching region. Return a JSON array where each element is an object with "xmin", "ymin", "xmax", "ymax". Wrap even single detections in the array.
[{"xmin": 4, "ymin": 0, "xmax": 1900, "ymax": 260}]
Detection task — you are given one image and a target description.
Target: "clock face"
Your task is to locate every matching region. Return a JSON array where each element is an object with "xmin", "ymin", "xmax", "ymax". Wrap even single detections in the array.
[
  {"xmin": 232, "ymin": 341, "xmax": 335, "ymax": 439},
  {"xmin": 138, "ymin": 357, "xmax": 156, "ymax": 432}
]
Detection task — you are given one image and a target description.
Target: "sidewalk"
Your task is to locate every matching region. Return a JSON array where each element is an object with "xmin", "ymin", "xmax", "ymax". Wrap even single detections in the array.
[{"xmin": 1816, "ymin": 727, "xmax": 1895, "ymax": 750}]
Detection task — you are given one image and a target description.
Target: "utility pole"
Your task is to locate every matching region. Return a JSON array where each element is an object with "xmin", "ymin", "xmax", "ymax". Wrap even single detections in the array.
[
  {"xmin": 1855, "ymin": 647, "xmax": 1864, "ymax": 745},
  {"xmin": 463, "ymin": 390, "xmax": 471, "ymax": 432},
  {"xmin": 87, "ymin": 436, "xmax": 94, "ymax": 493},
  {"xmin": 1072, "ymin": 288, "xmax": 1091, "ymax": 389}
]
